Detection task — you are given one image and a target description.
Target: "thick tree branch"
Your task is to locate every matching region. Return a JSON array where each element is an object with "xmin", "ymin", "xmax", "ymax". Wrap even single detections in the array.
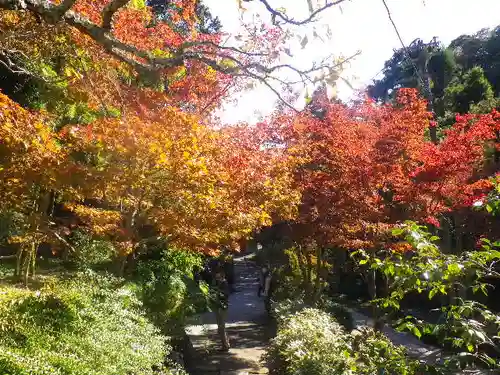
[
  {"xmin": 102, "ymin": 0, "xmax": 130, "ymax": 30},
  {"xmin": 55, "ymin": 0, "xmax": 77, "ymax": 18},
  {"xmin": 0, "ymin": 0, "xmax": 358, "ymax": 109}
]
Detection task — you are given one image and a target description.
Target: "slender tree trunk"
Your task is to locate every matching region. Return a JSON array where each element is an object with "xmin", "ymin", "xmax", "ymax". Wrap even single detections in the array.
[
  {"xmin": 15, "ymin": 246, "xmax": 23, "ymax": 278},
  {"xmin": 312, "ymin": 246, "xmax": 323, "ymax": 304},
  {"xmin": 367, "ymin": 268, "xmax": 383, "ymax": 331},
  {"xmin": 296, "ymin": 245, "xmax": 308, "ymax": 290},
  {"xmin": 30, "ymin": 242, "xmax": 36, "ymax": 278},
  {"xmin": 115, "ymin": 207, "xmax": 139, "ymax": 277},
  {"xmin": 115, "ymin": 254, "xmax": 128, "ymax": 277},
  {"xmin": 23, "ymin": 243, "xmax": 36, "ymax": 286},
  {"xmin": 454, "ymin": 213, "xmax": 463, "ymax": 254},
  {"xmin": 305, "ymin": 250, "xmax": 313, "ymax": 295}
]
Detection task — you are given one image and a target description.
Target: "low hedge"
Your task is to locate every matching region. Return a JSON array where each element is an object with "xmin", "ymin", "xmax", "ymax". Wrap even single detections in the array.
[
  {"xmin": 0, "ymin": 271, "xmax": 185, "ymax": 375},
  {"xmin": 266, "ymin": 307, "xmax": 423, "ymax": 375}
]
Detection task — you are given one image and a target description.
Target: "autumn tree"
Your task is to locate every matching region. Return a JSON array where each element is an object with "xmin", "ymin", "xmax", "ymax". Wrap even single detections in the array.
[
  {"xmin": 0, "ymin": 0, "xmax": 325, "ymax": 279},
  {"xmin": 0, "ymin": 0, "xmax": 353, "ymax": 112},
  {"xmin": 54, "ymin": 102, "xmax": 297, "ymax": 272},
  {"xmin": 261, "ymin": 88, "xmax": 499, "ymax": 301},
  {"xmin": 0, "ymin": 93, "xmax": 69, "ymax": 281}
]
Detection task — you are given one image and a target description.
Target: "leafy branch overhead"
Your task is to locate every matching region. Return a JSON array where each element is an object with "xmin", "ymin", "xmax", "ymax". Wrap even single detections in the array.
[{"xmin": 0, "ymin": 0, "xmax": 353, "ymax": 108}]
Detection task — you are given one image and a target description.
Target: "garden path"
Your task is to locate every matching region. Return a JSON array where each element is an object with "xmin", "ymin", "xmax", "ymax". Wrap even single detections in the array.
[{"xmin": 186, "ymin": 255, "xmax": 270, "ymax": 375}]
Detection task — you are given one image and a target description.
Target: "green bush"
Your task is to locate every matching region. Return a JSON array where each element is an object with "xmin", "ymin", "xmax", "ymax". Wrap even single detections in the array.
[
  {"xmin": 67, "ymin": 230, "xmax": 115, "ymax": 268},
  {"xmin": 136, "ymin": 247, "xmax": 208, "ymax": 334},
  {"xmin": 350, "ymin": 327, "xmax": 421, "ymax": 375},
  {"xmin": 320, "ymin": 299, "xmax": 355, "ymax": 331},
  {"xmin": 267, "ymin": 308, "xmax": 353, "ymax": 375},
  {"xmin": 0, "ymin": 271, "xmax": 183, "ymax": 375},
  {"xmin": 267, "ymin": 307, "xmax": 421, "ymax": 375}
]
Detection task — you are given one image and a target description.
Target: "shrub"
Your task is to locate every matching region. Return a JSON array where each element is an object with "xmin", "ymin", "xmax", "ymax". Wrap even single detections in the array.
[
  {"xmin": 67, "ymin": 230, "xmax": 115, "ymax": 268},
  {"xmin": 350, "ymin": 327, "xmax": 422, "ymax": 375},
  {"xmin": 136, "ymin": 247, "xmax": 207, "ymax": 334},
  {"xmin": 267, "ymin": 307, "xmax": 421, "ymax": 375},
  {"xmin": 320, "ymin": 299, "xmax": 355, "ymax": 331},
  {"xmin": 0, "ymin": 271, "xmax": 183, "ymax": 375},
  {"xmin": 267, "ymin": 308, "xmax": 354, "ymax": 375}
]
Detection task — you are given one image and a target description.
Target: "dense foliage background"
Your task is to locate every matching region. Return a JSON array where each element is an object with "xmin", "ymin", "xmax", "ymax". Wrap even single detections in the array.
[{"xmin": 0, "ymin": 1, "xmax": 498, "ymax": 374}]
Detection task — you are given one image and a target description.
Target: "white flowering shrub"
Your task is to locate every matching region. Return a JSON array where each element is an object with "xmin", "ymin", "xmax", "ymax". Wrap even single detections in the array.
[
  {"xmin": 267, "ymin": 308, "xmax": 422, "ymax": 375},
  {"xmin": 0, "ymin": 272, "xmax": 185, "ymax": 375},
  {"xmin": 267, "ymin": 308, "xmax": 355, "ymax": 375}
]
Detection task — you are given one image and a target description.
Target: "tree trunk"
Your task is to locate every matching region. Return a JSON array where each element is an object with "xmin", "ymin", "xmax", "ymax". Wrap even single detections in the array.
[
  {"xmin": 305, "ymin": 250, "xmax": 313, "ymax": 295},
  {"xmin": 367, "ymin": 269, "xmax": 383, "ymax": 331},
  {"xmin": 296, "ymin": 245, "xmax": 308, "ymax": 290},
  {"xmin": 15, "ymin": 246, "xmax": 23, "ymax": 279},
  {"xmin": 312, "ymin": 246, "xmax": 323, "ymax": 304},
  {"xmin": 115, "ymin": 254, "xmax": 128, "ymax": 277}
]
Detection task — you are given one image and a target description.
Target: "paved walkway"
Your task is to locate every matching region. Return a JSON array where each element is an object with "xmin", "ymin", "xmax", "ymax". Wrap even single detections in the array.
[
  {"xmin": 185, "ymin": 257, "xmax": 492, "ymax": 375},
  {"xmin": 186, "ymin": 256, "xmax": 270, "ymax": 375}
]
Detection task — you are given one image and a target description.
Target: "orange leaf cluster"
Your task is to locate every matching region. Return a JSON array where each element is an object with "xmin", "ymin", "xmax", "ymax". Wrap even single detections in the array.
[
  {"xmin": 63, "ymin": 107, "xmax": 298, "ymax": 251},
  {"xmin": 0, "ymin": 93, "xmax": 64, "ymax": 211}
]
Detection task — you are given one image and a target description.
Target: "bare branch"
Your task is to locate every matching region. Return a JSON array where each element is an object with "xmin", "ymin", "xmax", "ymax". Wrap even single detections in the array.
[
  {"xmin": 182, "ymin": 40, "xmax": 270, "ymax": 57},
  {"xmin": 51, "ymin": 230, "xmax": 77, "ymax": 254},
  {"xmin": 102, "ymin": 0, "xmax": 130, "ymax": 30},
  {"xmin": 0, "ymin": 49, "xmax": 46, "ymax": 79},
  {"xmin": 246, "ymin": 0, "xmax": 349, "ymax": 26}
]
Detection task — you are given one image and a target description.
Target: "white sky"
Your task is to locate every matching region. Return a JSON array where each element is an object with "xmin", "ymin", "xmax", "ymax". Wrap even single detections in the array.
[{"xmin": 204, "ymin": 0, "xmax": 500, "ymax": 124}]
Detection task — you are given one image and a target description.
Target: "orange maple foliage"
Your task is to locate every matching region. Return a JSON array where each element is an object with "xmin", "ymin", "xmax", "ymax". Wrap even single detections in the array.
[
  {"xmin": 0, "ymin": 93, "xmax": 63, "ymax": 210},
  {"xmin": 0, "ymin": 0, "xmax": 299, "ymax": 271},
  {"xmin": 63, "ymin": 107, "xmax": 298, "ymax": 256},
  {"xmin": 0, "ymin": 93, "xmax": 72, "ymax": 279},
  {"xmin": 0, "ymin": 0, "xmax": 232, "ymax": 115}
]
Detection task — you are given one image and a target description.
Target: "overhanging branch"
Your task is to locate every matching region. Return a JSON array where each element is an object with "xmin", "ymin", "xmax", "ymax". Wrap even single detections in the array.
[{"xmin": 0, "ymin": 0, "xmax": 359, "ymax": 109}]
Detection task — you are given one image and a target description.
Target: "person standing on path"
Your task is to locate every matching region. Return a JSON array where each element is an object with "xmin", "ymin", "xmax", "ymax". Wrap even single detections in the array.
[
  {"xmin": 210, "ymin": 268, "xmax": 231, "ymax": 351},
  {"xmin": 258, "ymin": 264, "xmax": 271, "ymax": 297}
]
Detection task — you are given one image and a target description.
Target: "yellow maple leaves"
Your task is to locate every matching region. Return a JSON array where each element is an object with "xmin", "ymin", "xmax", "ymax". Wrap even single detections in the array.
[
  {"xmin": 0, "ymin": 94, "xmax": 64, "ymax": 210},
  {"xmin": 59, "ymin": 103, "xmax": 299, "ymax": 252}
]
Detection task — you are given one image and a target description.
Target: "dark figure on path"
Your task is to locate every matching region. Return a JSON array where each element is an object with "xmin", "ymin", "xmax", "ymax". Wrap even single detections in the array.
[
  {"xmin": 211, "ymin": 268, "xmax": 230, "ymax": 351},
  {"xmin": 257, "ymin": 265, "xmax": 269, "ymax": 297}
]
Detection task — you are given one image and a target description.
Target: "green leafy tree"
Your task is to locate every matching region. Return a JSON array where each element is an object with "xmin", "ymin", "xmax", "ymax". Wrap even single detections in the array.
[
  {"xmin": 368, "ymin": 38, "xmax": 442, "ymax": 102},
  {"xmin": 353, "ymin": 220, "xmax": 500, "ymax": 372},
  {"xmin": 444, "ymin": 66, "xmax": 494, "ymax": 114}
]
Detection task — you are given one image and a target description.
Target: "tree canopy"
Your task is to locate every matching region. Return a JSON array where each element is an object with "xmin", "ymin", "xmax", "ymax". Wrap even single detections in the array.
[
  {"xmin": 0, "ymin": 2, "xmax": 499, "ymax": 374},
  {"xmin": 368, "ymin": 25, "xmax": 500, "ymax": 131}
]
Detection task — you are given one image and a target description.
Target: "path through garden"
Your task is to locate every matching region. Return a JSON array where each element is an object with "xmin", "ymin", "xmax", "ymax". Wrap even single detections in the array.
[{"xmin": 186, "ymin": 255, "xmax": 270, "ymax": 375}]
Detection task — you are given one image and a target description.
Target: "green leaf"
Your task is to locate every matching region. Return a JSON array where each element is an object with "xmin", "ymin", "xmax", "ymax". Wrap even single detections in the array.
[
  {"xmin": 447, "ymin": 263, "xmax": 461, "ymax": 274},
  {"xmin": 392, "ymin": 228, "xmax": 404, "ymax": 236},
  {"xmin": 412, "ymin": 326, "xmax": 422, "ymax": 339},
  {"xmin": 359, "ymin": 259, "xmax": 368, "ymax": 265},
  {"xmin": 429, "ymin": 288, "xmax": 437, "ymax": 300}
]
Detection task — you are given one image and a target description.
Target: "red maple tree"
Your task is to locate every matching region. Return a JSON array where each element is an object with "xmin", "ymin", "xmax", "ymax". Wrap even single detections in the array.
[{"xmin": 266, "ymin": 89, "xmax": 499, "ymax": 249}]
